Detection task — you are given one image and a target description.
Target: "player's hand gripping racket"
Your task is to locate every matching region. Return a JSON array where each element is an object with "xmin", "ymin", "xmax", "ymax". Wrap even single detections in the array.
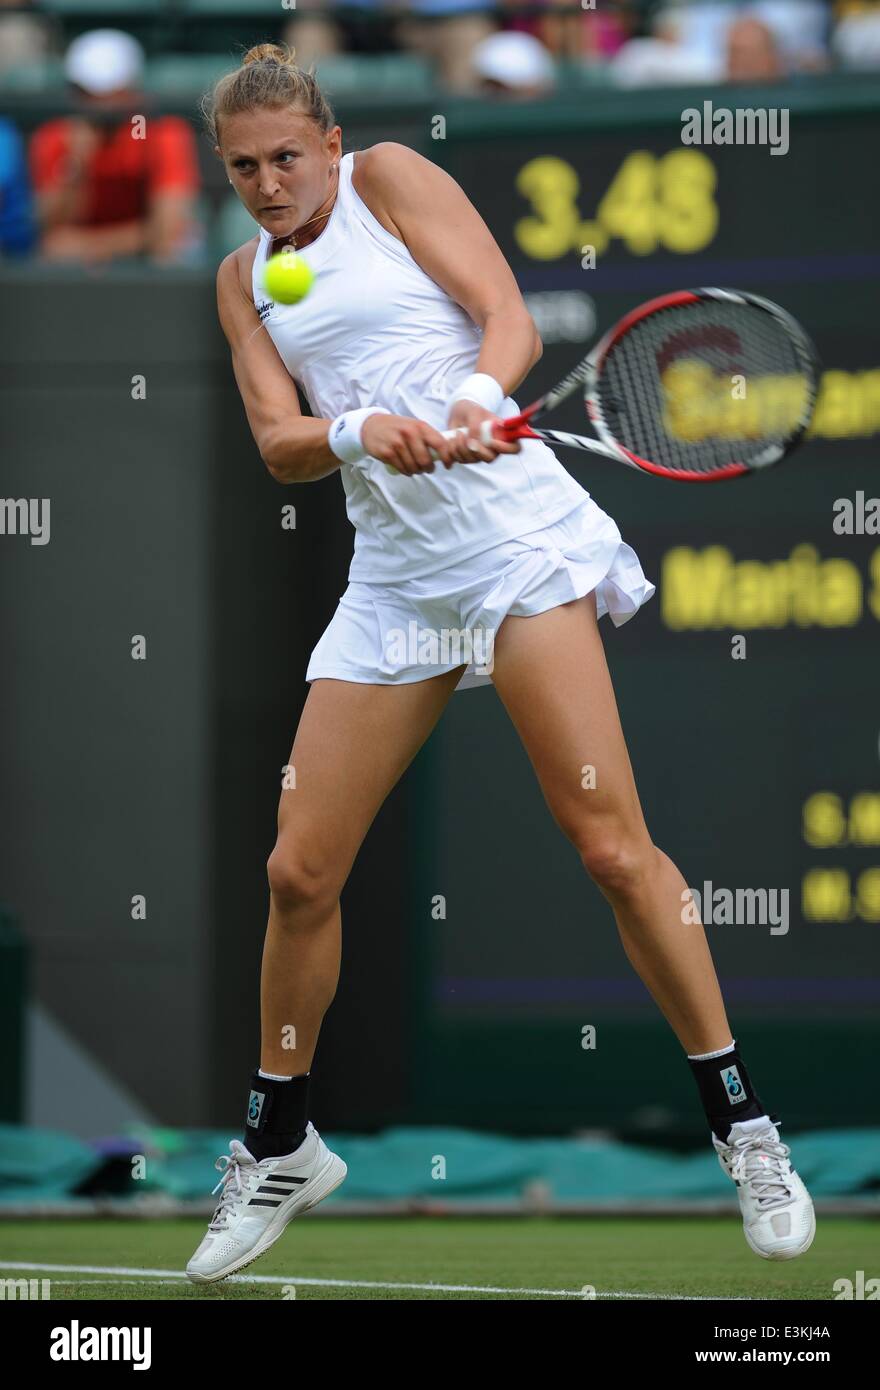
[{"xmin": 433, "ymin": 288, "xmax": 820, "ymax": 482}]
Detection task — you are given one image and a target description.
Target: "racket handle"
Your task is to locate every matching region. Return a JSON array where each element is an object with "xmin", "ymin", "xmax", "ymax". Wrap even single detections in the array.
[
  {"xmin": 383, "ymin": 424, "xmax": 499, "ymax": 473},
  {"xmin": 426, "ymin": 424, "xmax": 492, "ymax": 461},
  {"xmin": 427, "ymin": 418, "xmax": 516, "ymax": 457}
]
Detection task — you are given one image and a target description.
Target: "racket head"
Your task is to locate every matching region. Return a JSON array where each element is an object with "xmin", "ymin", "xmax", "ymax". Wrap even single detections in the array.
[{"xmin": 585, "ymin": 288, "xmax": 821, "ymax": 482}]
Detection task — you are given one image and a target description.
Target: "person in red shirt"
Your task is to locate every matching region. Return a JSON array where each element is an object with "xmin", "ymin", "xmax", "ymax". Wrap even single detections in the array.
[{"xmin": 29, "ymin": 28, "xmax": 202, "ymax": 264}]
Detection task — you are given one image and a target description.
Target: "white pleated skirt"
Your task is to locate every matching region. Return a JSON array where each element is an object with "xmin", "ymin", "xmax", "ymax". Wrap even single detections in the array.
[{"xmin": 306, "ymin": 495, "xmax": 656, "ymax": 692}]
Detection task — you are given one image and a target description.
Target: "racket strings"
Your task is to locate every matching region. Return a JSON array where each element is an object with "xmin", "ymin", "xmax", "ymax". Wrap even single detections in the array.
[{"xmin": 598, "ymin": 301, "xmax": 816, "ymax": 475}]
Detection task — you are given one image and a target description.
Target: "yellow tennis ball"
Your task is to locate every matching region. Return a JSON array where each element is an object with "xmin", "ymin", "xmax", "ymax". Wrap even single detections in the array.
[{"xmin": 262, "ymin": 251, "xmax": 314, "ymax": 305}]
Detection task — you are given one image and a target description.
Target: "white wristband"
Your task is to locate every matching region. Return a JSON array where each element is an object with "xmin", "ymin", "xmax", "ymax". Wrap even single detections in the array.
[
  {"xmin": 328, "ymin": 407, "xmax": 391, "ymax": 464},
  {"xmin": 446, "ymin": 372, "xmax": 505, "ymax": 422}
]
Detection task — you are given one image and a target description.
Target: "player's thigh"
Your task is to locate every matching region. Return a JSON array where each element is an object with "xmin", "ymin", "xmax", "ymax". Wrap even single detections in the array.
[
  {"xmin": 489, "ymin": 593, "xmax": 650, "ymax": 858},
  {"xmin": 270, "ymin": 669, "xmax": 465, "ymax": 900}
]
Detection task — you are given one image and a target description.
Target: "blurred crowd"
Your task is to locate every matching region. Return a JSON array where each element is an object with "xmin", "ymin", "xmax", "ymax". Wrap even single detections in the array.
[
  {"xmin": 285, "ymin": 0, "xmax": 880, "ymax": 89},
  {"xmin": 0, "ymin": 28, "xmax": 200, "ymax": 263},
  {"xmin": 1, "ymin": 0, "xmax": 878, "ymax": 264}
]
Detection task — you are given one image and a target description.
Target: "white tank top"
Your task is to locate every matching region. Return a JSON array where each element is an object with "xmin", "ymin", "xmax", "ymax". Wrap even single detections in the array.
[{"xmin": 252, "ymin": 149, "xmax": 588, "ymax": 583}]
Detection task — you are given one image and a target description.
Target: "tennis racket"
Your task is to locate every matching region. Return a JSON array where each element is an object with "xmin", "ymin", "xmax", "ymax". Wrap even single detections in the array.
[{"xmin": 431, "ymin": 288, "xmax": 820, "ymax": 482}]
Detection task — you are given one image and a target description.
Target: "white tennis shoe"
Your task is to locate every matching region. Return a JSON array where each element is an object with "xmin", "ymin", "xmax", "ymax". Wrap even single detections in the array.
[
  {"xmin": 713, "ymin": 1117, "xmax": 815, "ymax": 1261},
  {"xmin": 186, "ymin": 1122, "xmax": 347, "ymax": 1284}
]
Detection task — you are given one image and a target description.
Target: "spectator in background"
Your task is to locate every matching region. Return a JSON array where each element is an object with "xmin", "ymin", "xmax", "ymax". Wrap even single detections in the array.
[
  {"xmin": 471, "ymin": 29, "xmax": 556, "ymax": 97},
  {"xmin": 833, "ymin": 0, "xmax": 880, "ymax": 68},
  {"xmin": 747, "ymin": 2, "xmax": 829, "ymax": 73},
  {"xmin": 0, "ymin": 116, "xmax": 35, "ymax": 255},
  {"xmin": 280, "ymin": 4, "xmax": 344, "ymax": 70},
  {"xmin": 280, "ymin": 0, "xmax": 402, "ymax": 62},
  {"xmin": 500, "ymin": 0, "xmax": 635, "ymax": 61},
  {"xmin": 0, "ymin": 0, "xmax": 53, "ymax": 79},
  {"xmin": 610, "ymin": 6, "xmax": 724, "ymax": 86},
  {"xmin": 29, "ymin": 28, "xmax": 201, "ymax": 264},
  {"xmin": 655, "ymin": 1, "xmax": 828, "ymax": 78},
  {"xmin": 725, "ymin": 15, "xmax": 785, "ymax": 81},
  {"xmin": 394, "ymin": 0, "xmax": 497, "ymax": 93}
]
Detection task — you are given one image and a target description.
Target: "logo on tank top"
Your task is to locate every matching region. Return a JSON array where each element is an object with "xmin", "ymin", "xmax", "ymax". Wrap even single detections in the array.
[{"xmin": 256, "ymin": 300, "xmax": 273, "ymax": 323}]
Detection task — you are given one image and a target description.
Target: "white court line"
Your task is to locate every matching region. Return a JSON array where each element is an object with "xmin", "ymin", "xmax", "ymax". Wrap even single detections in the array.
[{"xmin": 0, "ymin": 1261, "xmax": 750, "ymax": 1300}]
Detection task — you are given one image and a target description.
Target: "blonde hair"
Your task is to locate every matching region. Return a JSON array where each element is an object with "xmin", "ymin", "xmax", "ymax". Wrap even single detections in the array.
[{"xmin": 201, "ymin": 42, "xmax": 336, "ymax": 146}]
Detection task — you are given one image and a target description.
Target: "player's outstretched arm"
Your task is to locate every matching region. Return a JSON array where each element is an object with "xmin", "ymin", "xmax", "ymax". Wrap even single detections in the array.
[{"xmin": 217, "ymin": 250, "xmax": 341, "ymax": 483}]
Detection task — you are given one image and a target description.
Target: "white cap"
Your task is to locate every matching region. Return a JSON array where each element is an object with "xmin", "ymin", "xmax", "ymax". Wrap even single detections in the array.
[
  {"xmin": 833, "ymin": 11, "xmax": 880, "ymax": 69},
  {"xmin": 64, "ymin": 28, "xmax": 144, "ymax": 96},
  {"xmin": 472, "ymin": 32, "xmax": 556, "ymax": 92},
  {"xmin": 610, "ymin": 38, "xmax": 724, "ymax": 88}
]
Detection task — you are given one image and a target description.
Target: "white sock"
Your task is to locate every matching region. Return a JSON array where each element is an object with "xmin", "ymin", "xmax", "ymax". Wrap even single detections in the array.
[
  {"xmin": 258, "ymin": 1069, "xmax": 293, "ymax": 1081},
  {"xmin": 687, "ymin": 1039, "xmax": 735, "ymax": 1061}
]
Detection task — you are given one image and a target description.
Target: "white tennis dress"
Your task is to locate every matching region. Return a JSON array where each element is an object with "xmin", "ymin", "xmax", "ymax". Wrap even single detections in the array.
[{"xmin": 252, "ymin": 149, "xmax": 655, "ymax": 690}]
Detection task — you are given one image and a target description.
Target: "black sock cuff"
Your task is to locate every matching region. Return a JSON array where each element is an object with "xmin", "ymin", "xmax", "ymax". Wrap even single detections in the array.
[{"xmin": 245, "ymin": 1070, "xmax": 310, "ymax": 1137}]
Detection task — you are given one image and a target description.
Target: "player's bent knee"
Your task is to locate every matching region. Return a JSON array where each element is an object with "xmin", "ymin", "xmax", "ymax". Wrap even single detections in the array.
[
  {"xmin": 266, "ymin": 845, "xmax": 337, "ymax": 915},
  {"xmin": 577, "ymin": 831, "xmax": 656, "ymax": 898}
]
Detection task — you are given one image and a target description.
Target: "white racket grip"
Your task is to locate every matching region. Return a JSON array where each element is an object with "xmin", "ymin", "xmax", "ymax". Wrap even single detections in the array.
[
  {"xmin": 382, "ymin": 423, "xmax": 498, "ymax": 473},
  {"xmin": 427, "ymin": 422, "xmax": 496, "ymax": 460}
]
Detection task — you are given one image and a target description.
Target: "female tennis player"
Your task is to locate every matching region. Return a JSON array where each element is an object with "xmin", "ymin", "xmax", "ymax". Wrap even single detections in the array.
[{"xmin": 186, "ymin": 44, "xmax": 814, "ymax": 1283}]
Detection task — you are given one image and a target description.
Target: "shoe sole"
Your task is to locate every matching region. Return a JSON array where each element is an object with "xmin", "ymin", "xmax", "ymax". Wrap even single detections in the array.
[
  {"xmin": 746, "ymin": 1203, "xmax": 816, "ymax": 1261},
  {"xmin": 186, "ymin": 1149, "xmax": 348, "ymax": 1285}
]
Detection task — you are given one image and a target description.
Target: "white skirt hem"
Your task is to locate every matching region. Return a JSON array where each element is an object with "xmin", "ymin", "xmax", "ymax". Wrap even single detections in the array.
[{"xmin": 306, "ymin": 497, "xmax": 655, "ymax": 693}]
